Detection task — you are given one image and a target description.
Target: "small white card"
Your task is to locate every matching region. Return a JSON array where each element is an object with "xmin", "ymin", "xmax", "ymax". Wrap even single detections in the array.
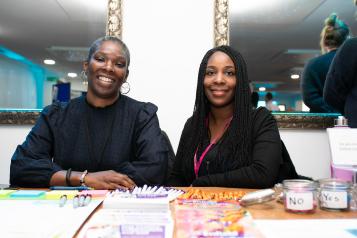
[
  {"xmin": 320, "ymin": 191, "xmax": 348, "ymax": 209},
  {"xmin": 327, "ymin": 128, "xmax": 357, "ymax": 166},
  {"xmin": 286, "ymin": 192, "xmax": 313, "ymax": 211}
]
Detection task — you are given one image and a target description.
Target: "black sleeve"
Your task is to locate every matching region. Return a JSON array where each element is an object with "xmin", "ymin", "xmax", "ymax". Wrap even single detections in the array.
[
  {"xmin": 324, "ymin": 39, "xmax": 357, "ymax": 114},
  {"xmin": 301, "ymin": 60, "xmax": 334, "ymax": 112},
  {"xmin": 166, "ymin": 118, "xmax": 192, "ymax": 186},
  {"xmin": 10, "ymin": 105, "xmax": 62, "ymax": 187},
  {"xmin": 192, "ymin": 108, "xmax": 282, "ymax": 188},
  {"xmin": 117, "ymin": 103, "xmax": 169, "ymax": 186}
]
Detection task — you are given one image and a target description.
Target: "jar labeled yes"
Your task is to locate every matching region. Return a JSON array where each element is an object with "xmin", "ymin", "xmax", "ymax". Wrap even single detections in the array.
[{"xmin": 318, "ymin": 178, "xmax": 353, "ymax": 211}]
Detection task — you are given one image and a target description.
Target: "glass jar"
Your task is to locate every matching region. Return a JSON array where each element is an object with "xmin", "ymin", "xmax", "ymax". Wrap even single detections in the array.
[
  {"xmin": 318, "ymin": 178, "xmax": 353, "ymax": 211},
  {"xmin": 282, "ymin": 179, "xmax": 318, "ymax": 213}
]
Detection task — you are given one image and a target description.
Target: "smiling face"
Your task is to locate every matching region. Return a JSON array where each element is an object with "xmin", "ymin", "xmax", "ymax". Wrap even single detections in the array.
[
  {"xmin": 84, "ymin": 40, "xmax": 128, "ymax": 106},
  {"xmin": 204, "ymin": 51, "xmax": 236, "ymax": 109}
]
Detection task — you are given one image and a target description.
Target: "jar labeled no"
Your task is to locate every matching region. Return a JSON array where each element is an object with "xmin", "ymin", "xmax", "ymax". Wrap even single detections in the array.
[{"xmin": 283, "ymin": 179, "xmax": 317, "ymax": 213}]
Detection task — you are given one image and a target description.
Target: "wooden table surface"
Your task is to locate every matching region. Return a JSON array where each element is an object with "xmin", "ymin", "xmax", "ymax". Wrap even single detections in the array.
[
  {"xmin": 173, "ymin": 187, "xmax": 357, "ymax": 219},
  {"xmin": 76, "ymin": 187, "xmax": 357, "ymax": 237}
]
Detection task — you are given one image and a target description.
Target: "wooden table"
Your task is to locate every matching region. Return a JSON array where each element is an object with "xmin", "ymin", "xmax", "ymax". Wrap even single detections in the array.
[
  {"xmin": 76, "ymin": 187, "xmax": 357, "ymax": 237},
  {"xmin": 173, "ymin": 187, "xmax": 357, "ymax": 219}
]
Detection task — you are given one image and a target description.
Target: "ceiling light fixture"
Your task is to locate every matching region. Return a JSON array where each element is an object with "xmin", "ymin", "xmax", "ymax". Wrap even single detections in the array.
[
  {"xmin": 44, "ymin": 59, "xmax": 55, "ymax": 65},
  {"xmin": 259, "ymin": 87, "xmax": 266, "ymax": 92},
  {"xmin": 67, "ymin": 72, "xmax": 78, "ymax": 78},
  {"xmin": 291, "ymin": 74, "xmax": 300, "ymax": 79}
]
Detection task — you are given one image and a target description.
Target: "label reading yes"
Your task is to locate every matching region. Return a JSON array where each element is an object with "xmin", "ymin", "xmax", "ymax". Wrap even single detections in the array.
[{"xmin": 320, "ymin": 191, "xmax": 348, "ymax": 209}]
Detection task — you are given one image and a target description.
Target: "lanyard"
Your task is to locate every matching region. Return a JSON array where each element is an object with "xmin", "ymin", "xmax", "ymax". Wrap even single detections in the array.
[{"xmin": 193, "ymin": 116, "xmax": 232, "ymax": 178}]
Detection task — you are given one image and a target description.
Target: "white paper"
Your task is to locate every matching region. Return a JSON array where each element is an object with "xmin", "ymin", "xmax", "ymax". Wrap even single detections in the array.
[
  {"xmin": 327, "ymin": 128, "xmax": 357, "ymax": 166},
  {"xmin": 78, "ymin": 209, "xmax": 173, "ymax": 238},
  {"xmin": 0, "ymin": 199, "xmax": 102, "ymax": 238},
  {"xmin": 320, "ymin": 190, "xmax": 348, "ymax": 209},
  {"xmin": 255, "ymin": 219, "xmax": 357, "ymax": 238},
  {"xmin": 286, "ymin": 191, "xmax": 313, "ymax": 211}
]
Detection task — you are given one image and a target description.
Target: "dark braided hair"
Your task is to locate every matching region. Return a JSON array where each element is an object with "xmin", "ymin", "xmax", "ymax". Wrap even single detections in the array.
[{"xmin": 183, "ymin": 45, "xmax": 253, "ymax": 173}]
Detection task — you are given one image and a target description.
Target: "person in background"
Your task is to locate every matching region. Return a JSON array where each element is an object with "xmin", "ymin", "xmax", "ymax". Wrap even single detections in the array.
[
  {"xmin": 301, "ymin": 13, "xmax": 350, "ymax": 112},
  {"xmin": 251, "ymin": 91, "xmax": 259, "ymax": 109},
  {"xmin": 264, "ymin": 92, "xmax": 280, "ymax": 111},
  {"xmin": 10, "ymin": 36, "xmax": 169, "ymax": 189},
  {"xmin": 324, "ymin": 0, "xmax": 357, "ymax": 127},
  {"xmin": 167, "ymin": 45, "xmax": 298, "ymax": 188}
]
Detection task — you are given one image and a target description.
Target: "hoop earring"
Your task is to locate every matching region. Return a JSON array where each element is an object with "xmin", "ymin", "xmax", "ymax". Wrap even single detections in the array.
[
  {"xmin": 121, "ymin": 82, "xmax": 130, "ymax": 94},
  {"xmin": 81, "ymin": 70, "xmax": 88, "ymax": 85}
]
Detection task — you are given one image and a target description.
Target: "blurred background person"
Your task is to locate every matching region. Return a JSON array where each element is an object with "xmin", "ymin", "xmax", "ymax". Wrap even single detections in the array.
[
  {"xmin": 301, "ymin": 13, "xmax": 350, "ymax": 112},
  {"xmin": 251, "ymin": 91, "xmax": 259, "ymax": 109},
  {"xmin": 324, "ymin": 0, "xmax": 357, "ymax": 127},
  {"xmin": 265, "ymin": 92, "xmax": 280, "ymax": 111}
]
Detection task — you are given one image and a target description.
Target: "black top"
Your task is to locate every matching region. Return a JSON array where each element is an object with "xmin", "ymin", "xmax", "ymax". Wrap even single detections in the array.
[
  {"xmin": 324, "ymin": 38, "xmax": 357, "ymax": 128},
  {"xmin": 301, "ymin": 50, "xmax": 338, "ymax": 113},
  {"xmin": 10, "ymin": 95, "xmax": 169, "ymax": 187},
  {"xmin": 168, "ymin": 107, "xmax": 298, "ymax": 188}
]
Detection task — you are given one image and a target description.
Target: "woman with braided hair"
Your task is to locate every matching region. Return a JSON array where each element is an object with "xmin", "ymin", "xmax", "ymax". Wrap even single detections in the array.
[{"xmin": 168, "ymin": 46, "xmax": 298, "ymax": 188}]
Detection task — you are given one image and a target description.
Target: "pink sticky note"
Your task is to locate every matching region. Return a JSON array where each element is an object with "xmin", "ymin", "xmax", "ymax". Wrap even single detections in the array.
[{"xmin": 79, "ymin": 190, "xmax": 109, "ymax": 198}]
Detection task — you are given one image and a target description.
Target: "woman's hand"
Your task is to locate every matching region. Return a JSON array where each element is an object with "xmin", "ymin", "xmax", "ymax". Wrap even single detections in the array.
[{"xmin": 85, "ymin": 170, "xmax": 136, "ymax": 190}]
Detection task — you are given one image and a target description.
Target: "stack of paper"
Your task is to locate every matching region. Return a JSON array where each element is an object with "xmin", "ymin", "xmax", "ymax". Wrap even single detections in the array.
[
  {"xmin": 103, "ymin": 186, "xmax": 183, "ymax": 212},
  {"xmin": 103, "ymin": 193, "xmax": 170, "ymax": 212}
]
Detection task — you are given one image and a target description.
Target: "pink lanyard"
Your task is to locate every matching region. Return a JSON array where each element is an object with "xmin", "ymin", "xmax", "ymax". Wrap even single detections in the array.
[{"xmin": 193, "ymin": 116, "xmax": 232, "ymax": 178}]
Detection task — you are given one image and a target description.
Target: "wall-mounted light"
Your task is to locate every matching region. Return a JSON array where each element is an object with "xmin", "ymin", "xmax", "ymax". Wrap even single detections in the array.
[
  {"xmin": 44, "ymin": 59, "xmax": 55, "ymax": 65},
  {"xmin": 291, "ymin": 74, "xmax": 300, "ymax": 79},
  {"xmin": 67, "ymin": 72, "xmax": 78, "ymax": 78},
  {"xmin": 259, "ymin": 87, "xmax": 266, "ymax": 92}
]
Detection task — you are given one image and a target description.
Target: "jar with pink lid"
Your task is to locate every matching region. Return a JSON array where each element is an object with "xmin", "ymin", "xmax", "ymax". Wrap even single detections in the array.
[{"xmin": 282, "ymin": 179, "xmax": 318, "ymax": 213}]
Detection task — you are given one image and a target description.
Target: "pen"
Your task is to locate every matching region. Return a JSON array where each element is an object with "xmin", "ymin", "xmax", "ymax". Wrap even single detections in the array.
[
  {"xmin": 59, "ymin": 195, "xmax": 67, "ymax": 207},
  {"xmin": 73, "ymin": 195, "xmax": 79, "ymax": 208},
  {"xmin": 50, "ymin": 186, "xmax": 90, "ymax": 191},
  {"xmin": 83, "ymin": 194, "xmax": 92, "ymax": 206},
  {"xmin": 79, "ymin": 194, "xmax": 86, "ymax": 207}
]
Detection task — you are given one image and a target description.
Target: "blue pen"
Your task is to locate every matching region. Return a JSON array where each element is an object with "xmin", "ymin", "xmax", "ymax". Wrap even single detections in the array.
[
  {"xmin": 73, "ymin": 195, "xmax": 79, "ymax": 208},
  {"xmin": 59, "ymin": 195, "xmax": 67, "ymax": 207},
  {"xmin": 50, "ymin": 186, "xmax": 90, "ymax": 191}
]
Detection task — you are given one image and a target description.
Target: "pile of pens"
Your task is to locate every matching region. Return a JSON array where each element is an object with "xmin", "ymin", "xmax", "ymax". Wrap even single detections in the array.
[
  {"xmin": 108, "ymin": 185, "xmax": 184, "ymax": 202},
  {"xmin": 59, "ymin": 194, "xmax": 92, "ymax": 208}
]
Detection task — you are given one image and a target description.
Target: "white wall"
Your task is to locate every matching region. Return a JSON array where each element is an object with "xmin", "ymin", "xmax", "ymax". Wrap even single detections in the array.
[
  {"xmin": 0, "ymin": 125, "xmax": 32, "ymax": 185},
  {"xmin": 122, "ymin": 0, "xmax": 214, "ymax": 151},
  {"xmin": 0, "ymin": 126, "xmax": 333, "ymax": 184},
  {"xmin": 280, "ymin": 129, "xmax": 331, "ymax": 180}
]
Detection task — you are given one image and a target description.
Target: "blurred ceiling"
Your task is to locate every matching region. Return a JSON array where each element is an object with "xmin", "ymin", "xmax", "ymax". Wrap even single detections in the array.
[
  {"xmin": 230, "ymin": 0, "xmax": 357, "ymax": 96},
  {"xmin": 0, "ymin": 0, "xmax": 356, "ymax": 97},
  {"xmin": 0, "ymin": 0, "xmax": 107, "ymax": 82}
]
